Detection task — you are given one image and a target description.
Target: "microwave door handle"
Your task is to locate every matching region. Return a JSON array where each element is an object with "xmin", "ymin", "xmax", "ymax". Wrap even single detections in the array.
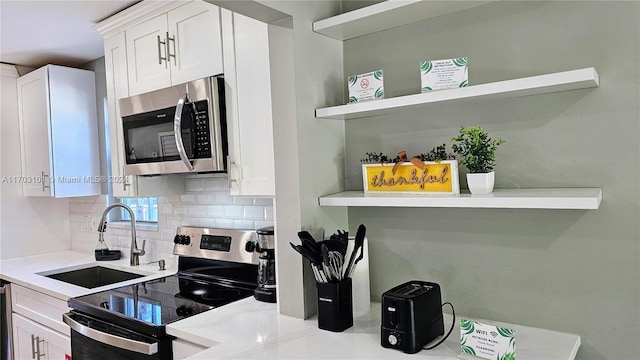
[{"xmin": 174, "ymin": 92, "xmax": 195, "ymax": 172}]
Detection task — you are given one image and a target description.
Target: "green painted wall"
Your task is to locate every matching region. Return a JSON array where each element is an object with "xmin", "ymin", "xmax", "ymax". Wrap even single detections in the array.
[{"xmin": 343, "ymin": 1, "xmax": 639, "ymax": 358}]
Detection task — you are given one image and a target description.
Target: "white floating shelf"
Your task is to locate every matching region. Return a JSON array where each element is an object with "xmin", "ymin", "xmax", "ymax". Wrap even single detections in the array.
[
  {"xmin": 315, "ymin": 68, "xmax": 599, "ymax": 120},
  {"xmin": 318, "ymin": 188, "xmax": 602, "ymax": 210},
  {"xmin": 313, "ymin": 0, "xmax": 497, "ymax": 40}
]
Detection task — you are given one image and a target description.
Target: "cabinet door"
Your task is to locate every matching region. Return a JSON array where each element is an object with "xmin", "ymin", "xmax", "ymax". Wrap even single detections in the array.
[
  {"xmin": 16, "ymin": 67, "xmax": 53, "ymax": 197},
  {"xmin": 47, "ymin": 65, "xmax": 101, "ymax": 198},
  {"xmin": 42, "ymin": 324, "xmax": 71, "ymax": 360},
  {"xmin": 126, "ymin": 14, "xmax": 171, "ymax": 96},
  {"xmin": 168, "ymin": 1, "xmax": 223, "ymax": 85},
  {"xmin": 222, "ymin": 11, "xmax": 275, "ymax": 197},
  {"xmin": 105, "ymin": 33, "xmax": 138, "ymax": 197},
  {"xmin": 12, "ymin": 313, "xmax": 40, "ymax": 360},
  {"xmin": 12, "ymin": 313, "xmax": 71, "ymax": 360}
]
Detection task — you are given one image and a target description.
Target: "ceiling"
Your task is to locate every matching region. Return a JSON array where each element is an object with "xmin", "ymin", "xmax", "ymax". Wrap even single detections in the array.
[{"xmin": 0, "ymin": 0, "xmax": 140, "ymax": 69}]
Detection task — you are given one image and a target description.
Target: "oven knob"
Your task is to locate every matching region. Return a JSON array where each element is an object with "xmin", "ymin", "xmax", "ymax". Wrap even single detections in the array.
[
  {"xmin": 245, "ymin": 241, "xmax": 255, "ymax": 253},
  {"xmin": 176, "ymin": 305, "xmax": 193, "ymax": 317},
  {"xmin": 173, "ymin": 235, "xmax": 181, "ymax": 244},
  {"xmin": 183, "ymin": 235, "xmax": 191, "ymax": 245}
]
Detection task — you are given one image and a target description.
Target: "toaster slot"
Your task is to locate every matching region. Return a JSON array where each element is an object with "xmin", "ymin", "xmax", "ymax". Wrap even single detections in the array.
[{"xmin": 396, "ymin": 282, "xmax": 433, "ymax": 297}]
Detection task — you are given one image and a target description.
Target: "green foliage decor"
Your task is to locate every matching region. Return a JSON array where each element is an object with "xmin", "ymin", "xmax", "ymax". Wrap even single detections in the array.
[
  {"xmin": 451, "ymin": 125, "xmax": 505, "ymax": 173},
  {"xmin": 361, "ymin": 144, "xmax": 455, "ymax": 164}
]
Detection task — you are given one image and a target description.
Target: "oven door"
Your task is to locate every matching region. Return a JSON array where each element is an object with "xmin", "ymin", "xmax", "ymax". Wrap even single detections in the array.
[{"xmin": 63, "ymin": 312, "xmax": 171, "ymax": 360}]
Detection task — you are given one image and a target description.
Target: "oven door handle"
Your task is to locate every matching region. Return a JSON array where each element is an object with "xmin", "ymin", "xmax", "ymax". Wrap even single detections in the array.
[
  {"xmin": 63, "ymin": 313, "xmax": 159, "ymax": 355},
  {"xmin": 174, "ymin": 92, "xmax": 195, "ymax": 172}
]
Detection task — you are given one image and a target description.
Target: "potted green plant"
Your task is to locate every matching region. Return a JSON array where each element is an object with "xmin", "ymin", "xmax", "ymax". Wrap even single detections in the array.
[{"xmin": 451, "ymin": 125, "xmax": 505, "ymax": 195}]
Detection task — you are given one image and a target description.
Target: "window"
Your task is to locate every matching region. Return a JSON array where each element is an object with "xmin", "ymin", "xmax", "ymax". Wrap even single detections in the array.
[{"xmin": 120, "ymin": 197, "xmax": 158, "ymax": 222}]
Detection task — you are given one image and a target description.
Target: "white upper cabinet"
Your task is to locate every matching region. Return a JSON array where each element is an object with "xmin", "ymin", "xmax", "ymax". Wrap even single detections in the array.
[
  {"xmin": 125, "ymin": 14, "xmax": 171, "ymax": 95},
  {"xmin": 17, "ymin": 65, "xmax": 100, "ymax": 197},
  {"xmin": 168, "ymin": 1, "xmax": 223, "ymax": 85},
  {"xmin": 126, "ymin": 1, "xmax": 223, "ymax": 96},
  {"xmin": 221, "ymin": 10, "xmax": 275, "ymax": 197},
  {"xmin": 104, "ymin": 33, "xmax": 186, "ymax": 198},
  {"xmin": 104, "ymin": 33, "xmax": 137, "ymax": 197}
]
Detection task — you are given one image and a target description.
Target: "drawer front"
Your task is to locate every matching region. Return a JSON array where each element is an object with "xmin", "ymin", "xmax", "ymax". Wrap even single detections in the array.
[{"xmin": 11, "ymin": 284, "xmax": 70, "ymax": 335}]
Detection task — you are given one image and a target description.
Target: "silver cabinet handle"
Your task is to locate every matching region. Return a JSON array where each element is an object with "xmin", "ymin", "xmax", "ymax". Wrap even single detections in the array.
[
  {"xmin": 157, "ymin": 35, "xmax": 167, "ymax": 67},
  {"xmin": 41, "ymin": 171, "xmax": 49, "ymax": 192},
  {"xmin": 121, "ymin": 166, "xmax": 130, "ymax": 191},
  {"xmin": 63, "ymin": 313, "xmax": 158, "ymax": 355},
  {"xmin": 35, "ymin": 336, "xmax": 45, "ymax": 358},
  {"xmin": 174, "ymin": 93, "xmax": 195, "ymax": 172},
  {"xmin": 167, "ymin": 31, "xmax": 176, "ymax": 65},
  {"xmin": 227, "ymin": 156, "xmax": 237, "ymax": 189},
  {"xmin": 30, "ymin": 334, "xmax": 37, "ymax": 359}
]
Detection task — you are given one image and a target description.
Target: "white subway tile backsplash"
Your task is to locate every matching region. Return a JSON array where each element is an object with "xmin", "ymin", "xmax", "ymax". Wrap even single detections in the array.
[
  {"xmin": 166, "ymin": 217, "xmax": 182, "ymax": 229},
  {"xmin": 186, "ymin": 205, "xmax": 207, "ymax": 217},
  {"xmin": 166, "ymin": 195, "xmax": 181, "ymax": 203},
  {"xmin": 160, "ymin": 229, "xmax": 177, "ymax": 241},
  {"xmin": 253, "ymin": 198, "xmax": 274, "ymax": 206},
  {"xmin": 198, "ymin": 218, "xmax": 217, "ymax": 228},
  {"xmin": 160, "ymin": 204, "xmax": 173, "ymax": 215},
  {"xmin": 214, "ymin": 192, "xmax": 233, "ymax": 204},
  {"xmin": 186, "ymin": 178, "xmax": 205, "ymax": 192},
  {"xmin": 233, "ymin": 197, "xmax": 253, "ymax": 205},
  {"xmin": 204, "ymin": 177, "xmax": 228, "ymax": 191},
  {"xmin": 234, "ymin": 220, "xmax": 254, "ymax": 229},
  {"xmin": 223, "ymin": 205, "xmax": 244, "ymax": 219},
  {"xmin": 207, "ymin": 205, "xmax": 224, "ymax": 217},
  {"xmin": 180, "ymin": 194, "xmax": 196, "ymax": 203},
  {"xmin": 196, "ymin": 194, "xmax": 214, "ymax": 204},
  {"xmin": 243, "ymin": 206, "xmax": 265, "ymax": 220},
  {"xmin": 70, "ymin": 178, "xmax": 274, "ymax": 261},
  {"xmin": 216, "ymin": 219, "xmax": 235, "ymax": 229},
  {"xmin": 255, "ymin": 221, "xmax": 274, "ymax": 229}
]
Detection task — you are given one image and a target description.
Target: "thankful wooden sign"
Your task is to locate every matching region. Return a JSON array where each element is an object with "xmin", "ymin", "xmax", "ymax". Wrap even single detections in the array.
[{"xmin": 362, "ymin": 160, "xmax": 460, "ymax": 195}]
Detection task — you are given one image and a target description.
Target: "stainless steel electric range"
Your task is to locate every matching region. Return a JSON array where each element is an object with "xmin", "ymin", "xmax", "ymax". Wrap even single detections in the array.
[{"xmin": 64, "ymin": 227, "xmax": 259, "ymax": 360}]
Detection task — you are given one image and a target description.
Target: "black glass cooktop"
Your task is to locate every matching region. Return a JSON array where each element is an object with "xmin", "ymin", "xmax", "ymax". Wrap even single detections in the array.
[{"xmin": 68, "ymin": 271, "xmax": 256, "ymax": 337}]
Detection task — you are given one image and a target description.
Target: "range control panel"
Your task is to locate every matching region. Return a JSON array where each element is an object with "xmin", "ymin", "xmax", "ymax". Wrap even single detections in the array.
[{"xmin": 173, "ymin": 226, "xmax": 259, "ymax": 265}]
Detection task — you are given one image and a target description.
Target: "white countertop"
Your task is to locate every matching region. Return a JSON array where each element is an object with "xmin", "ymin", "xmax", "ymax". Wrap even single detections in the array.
[
  {"xmin": 1, "ymin": 252, "xmax": 579, "ymax": 359},
  {"xmin": 0, "ymin": 250, "xmax": 176, "ymax": 300},
  {"xmin": 167, "ymin": 297, "xmax": 580, "ymax": 360}
]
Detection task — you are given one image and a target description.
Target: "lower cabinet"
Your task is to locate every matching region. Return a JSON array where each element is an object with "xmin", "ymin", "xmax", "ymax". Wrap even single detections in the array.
[
  {"xmin": 11, "ymin": 284, "xmax": 71, "ymax": 360},
  {"xmin": 12, "ymin": 313, "xmax": 70, "ymax": 360}
]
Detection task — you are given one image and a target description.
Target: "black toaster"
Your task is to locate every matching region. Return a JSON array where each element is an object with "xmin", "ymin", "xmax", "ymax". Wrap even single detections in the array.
[{"xmin": 381, "ymin": 280, "xmax": 444, "ymax": 354}]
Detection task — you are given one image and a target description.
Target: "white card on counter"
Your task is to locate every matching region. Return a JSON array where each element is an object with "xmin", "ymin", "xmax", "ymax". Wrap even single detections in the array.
[
  {"xmin": 458, "ymin": 319, "xmax": 516, "ymax": 360},
  {"xmin": 420, "ymin": 57, "xmax": 468, "ymax": 92},
  {"xmin": 348, "ymin": 70, "xmax": 384, "ymax": 103}
]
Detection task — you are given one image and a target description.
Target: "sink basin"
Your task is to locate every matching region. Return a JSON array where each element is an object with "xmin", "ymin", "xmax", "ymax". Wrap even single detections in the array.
[{"xmin": 44, "ymin": 266, "xmax": 145, "ymax": 289}]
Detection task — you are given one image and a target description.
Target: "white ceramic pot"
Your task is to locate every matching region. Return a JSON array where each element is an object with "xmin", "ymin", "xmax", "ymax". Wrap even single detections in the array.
[{"xmin": 466, "ymin": 171, "xmax": 495, "ymax": 195}]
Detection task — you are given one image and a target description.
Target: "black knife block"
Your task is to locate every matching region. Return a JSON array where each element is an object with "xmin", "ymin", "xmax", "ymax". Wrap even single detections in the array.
[{"xmin": 316, "ymin": 278, "xmax": 353, "ymax": 332}]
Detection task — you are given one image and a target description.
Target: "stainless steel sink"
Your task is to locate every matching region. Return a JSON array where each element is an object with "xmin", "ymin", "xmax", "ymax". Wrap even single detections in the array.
[{"xmin": 43, "ymin": 266, "xmax": 145, "ymax": 289}]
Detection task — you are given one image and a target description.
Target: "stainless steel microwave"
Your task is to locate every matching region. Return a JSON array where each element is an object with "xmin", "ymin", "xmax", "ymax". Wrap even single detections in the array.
[{"xmin": 119, "ymin": 76, "xmax": 227, "ymax": 176}]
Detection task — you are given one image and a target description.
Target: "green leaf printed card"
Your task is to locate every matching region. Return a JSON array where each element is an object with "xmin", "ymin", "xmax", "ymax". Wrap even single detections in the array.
[
  {"xmin": 420, "ymin": 57, "xmax": 468, "ymax": 92},
  {"xmin": 347, "ymin": 70, "xmax": 384, "ymax": 103},
  {"xmin": 459, "ymin": 319, "xmax": 516, "ymax": 360}
]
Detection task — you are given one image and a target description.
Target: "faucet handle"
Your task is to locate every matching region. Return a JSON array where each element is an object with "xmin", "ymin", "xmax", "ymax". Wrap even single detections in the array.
[{"xmin": 139, "ymin": 239, "xmax": 146, "ymax": 256}]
